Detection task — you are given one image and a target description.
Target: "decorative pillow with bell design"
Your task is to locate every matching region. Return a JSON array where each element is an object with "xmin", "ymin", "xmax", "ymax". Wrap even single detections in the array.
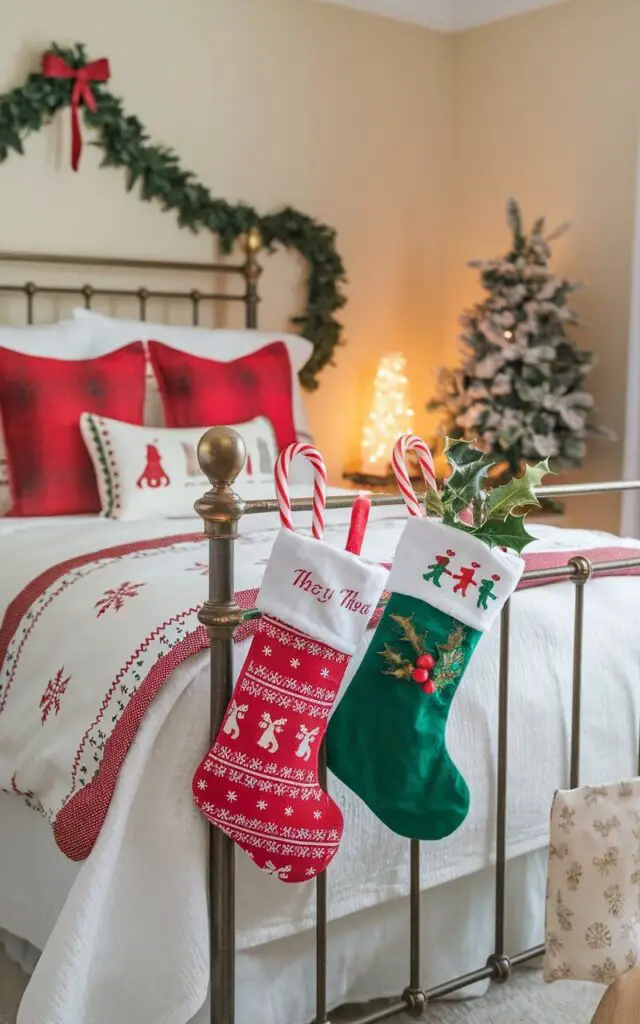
[{"xmin": 80, "ymin": 412, "xmax": 278, "ymax": 520}]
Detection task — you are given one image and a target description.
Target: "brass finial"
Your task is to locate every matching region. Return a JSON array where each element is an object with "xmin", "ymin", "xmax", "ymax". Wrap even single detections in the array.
[
  {"xmin": 197, "ymin": 426, "xmax": 246, "ymax": 486},
  {"xmin": 246, "ymin": 226, "xmax": 262, "ymax": 253},
  {"xmin": 195, "ymin": 426, "xmax": 247, "ymax": 538}
]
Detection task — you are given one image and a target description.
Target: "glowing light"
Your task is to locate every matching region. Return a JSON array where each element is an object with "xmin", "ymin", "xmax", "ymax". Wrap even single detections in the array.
[
  {"xmin": 504, "ymin": 330, "xmax": 513, "ymax": 339},
  {"xmin": 360, "ymin": 352, "xmax": 414, "ymax": 475}
]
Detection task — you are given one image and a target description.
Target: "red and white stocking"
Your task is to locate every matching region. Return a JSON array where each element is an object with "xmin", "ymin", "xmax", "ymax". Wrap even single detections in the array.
[{"xmin": 192, "ymin": 444, "xmax": 387, "ymax": 882}]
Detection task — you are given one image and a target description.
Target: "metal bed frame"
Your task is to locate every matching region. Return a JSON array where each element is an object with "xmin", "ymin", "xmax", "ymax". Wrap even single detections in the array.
[
  {"xmin": 2, "ymin": 245, "xmax": 640, "ymax": 1023},
  {"xmin": 193, "ymin": 436, "xmax": 640, "ymax": 1024}
]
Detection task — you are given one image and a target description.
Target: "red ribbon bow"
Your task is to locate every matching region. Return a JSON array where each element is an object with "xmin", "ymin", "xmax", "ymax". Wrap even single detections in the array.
[{"xmin": 42, "ymin": 53, "xmax": 110, "ymax": 172}]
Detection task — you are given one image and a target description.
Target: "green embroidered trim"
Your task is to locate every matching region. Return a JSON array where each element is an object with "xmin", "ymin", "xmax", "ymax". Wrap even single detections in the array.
[{"xmin": 85, "ymin": 414, "xmax": 116, "ymax": 517}]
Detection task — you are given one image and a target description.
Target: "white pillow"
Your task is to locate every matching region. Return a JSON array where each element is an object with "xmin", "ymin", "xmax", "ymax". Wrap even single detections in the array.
[
  {"xmin": 80, "ymin": 413, "xmax": 279, "ymax": 521},
  {"xmin": 0, "ymin": 317, "xmax": 143, "ymax": 358},
  {"xmin": 71, "ymin": 309, "xmax": 313, "ymax": 442}
]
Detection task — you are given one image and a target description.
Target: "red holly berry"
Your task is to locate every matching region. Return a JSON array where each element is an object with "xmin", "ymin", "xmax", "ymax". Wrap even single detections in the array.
[
  {"xmin": 416, "ymin": 653, "xmax": 435, "ymax": 671},
  {"xmin": 422, "ymin": 680, "xmax": 436, "ymax": 695},
  {"xmin": 412, "ymin": 668, "xmax": 430, "ymax": 684}
]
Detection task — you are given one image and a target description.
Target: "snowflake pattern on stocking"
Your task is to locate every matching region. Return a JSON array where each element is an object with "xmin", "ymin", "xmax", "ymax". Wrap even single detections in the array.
[
  {"xmin": 40, "ymin": 667, "xmax": 71, "ymax": 723},
  {"xmin": 95, "ymin": 581, "xmax": 146, "ymax": 617}
]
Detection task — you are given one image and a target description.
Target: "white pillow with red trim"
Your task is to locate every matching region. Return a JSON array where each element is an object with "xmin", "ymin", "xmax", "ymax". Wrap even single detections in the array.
[{"xmin": 80, "ymin": 412, "xmax": 278, "ymax": 520}]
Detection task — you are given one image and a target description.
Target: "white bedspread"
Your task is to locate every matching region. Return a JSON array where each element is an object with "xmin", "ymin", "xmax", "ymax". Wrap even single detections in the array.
[{"xmin": 1, "ymin": 500, "xmax": 640, "ymax": 1024}]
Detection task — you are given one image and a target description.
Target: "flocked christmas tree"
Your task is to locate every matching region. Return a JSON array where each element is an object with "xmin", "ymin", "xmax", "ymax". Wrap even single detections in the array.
[{"xmin": 429, "ymin": 200, "xmax": 609, "ymax": 477}]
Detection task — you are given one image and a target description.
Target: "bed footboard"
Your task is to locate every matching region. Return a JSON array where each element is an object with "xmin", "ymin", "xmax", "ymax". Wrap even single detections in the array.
[{"xmin": 195, "ymin": 426, "xmax": 640, "ymax": 1024}]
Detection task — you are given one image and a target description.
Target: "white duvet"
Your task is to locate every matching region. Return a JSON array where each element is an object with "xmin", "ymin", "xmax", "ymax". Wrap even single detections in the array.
[{"xmin": 1, "ymin": 496, "xmax": 640, "ymax": 1024}]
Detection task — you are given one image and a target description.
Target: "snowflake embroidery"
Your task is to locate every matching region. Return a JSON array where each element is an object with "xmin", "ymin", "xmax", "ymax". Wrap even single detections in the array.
[
  {"xmin": 227, "ymin": 790, "xmax": 238, "ymax": 803},
  {"xmin": 257, "ymin": 800, "xmax": 268, "ymax": 811},
  {"xmin": 585, "ymin": 921, "xmax": 612, "ymax": 950},
  {"xmin": 305, "ymin": 867, "xmax": 316, "ymax": 877},
  {"xmin": 196, "ymin": 779, "xmax": 207, "ymax": 791},
  {"xmin": 603, "ymin": 884, "xmax": 625, "ymax": 917},
  {"xmin": 187, "ymin": 562, "xmax": 209, "ymax": 576},
  {"xmin": 313, "ymin": 810, "xmax": 322, "ymax": 820},
  {"xmin": 94, "ymin": 581, "xmax": 146, "ymax": 617},
  {"xmin": 290, "ymin": 658, "xmax": 300, "ymax": 669},
  {"xmin": 284, "ymin": 806, "xmax": 294, "ymax": 817},
  {"xmin": 40, "ymin": 667, "xmax": 71, "ymax": 723},
  {"xmin": 262, "ymin": 646, "xmax": 272, "ymax": 657},
  {"xmin": 320, "ymin": 667, "xmax": 330, "ymax": 679}
]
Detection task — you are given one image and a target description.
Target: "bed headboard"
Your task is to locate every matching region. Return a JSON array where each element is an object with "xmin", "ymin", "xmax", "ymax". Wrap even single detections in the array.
[
  {"xmin": 0, "ymin": 227, "xmax": 262, "ymax": 328},
  {"xmin": 0, "ymin": 230, "xmax": 263, "ymax": 496}
]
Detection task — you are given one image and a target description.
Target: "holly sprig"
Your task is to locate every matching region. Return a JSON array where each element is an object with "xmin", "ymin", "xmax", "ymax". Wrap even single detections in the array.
[
  {"xmin": 379, "ymin": 614, "xmax": 464, "ymax": 696},
  {"xmin": 431, "ymin": 626, "xmax": 466, "ymax": 690},
  {"xmin": 426, "ymin": 439, "xmax": 552, "ymax": 554}
]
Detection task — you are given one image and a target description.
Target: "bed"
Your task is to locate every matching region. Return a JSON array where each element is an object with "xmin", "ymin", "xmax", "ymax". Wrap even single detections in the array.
[{"xmin": 1, "ymin": 249, "xmax": 640, "ymax": 1024}]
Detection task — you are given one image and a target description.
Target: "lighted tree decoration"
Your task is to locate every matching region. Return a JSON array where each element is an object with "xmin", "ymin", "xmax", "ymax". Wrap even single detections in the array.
[{"xmin": 360, "ymin": 353, "xmax": 414, "ymax": 476}]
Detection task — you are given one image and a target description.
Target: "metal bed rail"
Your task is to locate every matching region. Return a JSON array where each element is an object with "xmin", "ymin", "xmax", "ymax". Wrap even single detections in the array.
[
  {"xmin": 194, "ymin": 426, "xmax": 640, "ymax": 1024},
  {"xmin": 0, "ymin": 230, "xmax": 262, "ymax": 327}
]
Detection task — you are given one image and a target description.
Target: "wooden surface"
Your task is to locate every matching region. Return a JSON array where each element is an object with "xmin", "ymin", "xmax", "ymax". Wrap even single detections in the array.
[{"xmin": 590, "ymin": 966, "xmax": 640, "ymax": 1023}]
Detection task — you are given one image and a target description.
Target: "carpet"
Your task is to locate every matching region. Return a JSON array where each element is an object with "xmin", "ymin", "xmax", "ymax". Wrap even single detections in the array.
[{"xmin": 0, "ymin": 946, "xmax": 602, "ymax": 1023}]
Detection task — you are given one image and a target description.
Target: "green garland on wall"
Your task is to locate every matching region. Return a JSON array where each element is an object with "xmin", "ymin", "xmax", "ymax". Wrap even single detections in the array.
[{"xmin": 0, "ymin": 43, "xmax": 347, "ymax": 390}]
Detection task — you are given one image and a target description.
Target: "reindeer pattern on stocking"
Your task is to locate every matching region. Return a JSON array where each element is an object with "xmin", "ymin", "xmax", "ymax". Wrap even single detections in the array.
[
  {"xmin": 295, "ymin": 725, "xmax": 320, "ymax": 761},
  {"xmin": 222, "ymin": 701, "xmax": 248, "ymax": 740},
  {"xmin": 257, "ymin": 712, "xmax": 287, "ymax": 753}
]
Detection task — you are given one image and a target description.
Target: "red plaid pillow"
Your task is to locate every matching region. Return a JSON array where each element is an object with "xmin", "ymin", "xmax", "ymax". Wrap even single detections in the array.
[
  {"xmin": 0, "ymin": 343, "xmax": 146, "ymax": 516},
  {"xmin": 147, "ymin": 340, "xmax": 297, "ymax": 451}
]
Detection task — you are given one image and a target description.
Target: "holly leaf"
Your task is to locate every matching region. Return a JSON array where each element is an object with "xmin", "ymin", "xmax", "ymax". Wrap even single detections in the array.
[
  {"xmin": 444, "ymin": 438, "xmax": 488, "ymax": 471},
  {"xmin": 442, "ymin": 439, "xmax": 493, "ymax": 515},
  {"xmin": 425, "ymin": 488, "xmax": 445, "ymax": 519},
  {"xmin": 485, "ymin": 459, "xmax": 551, "ymax": 521},
  {"xmin": 471, "ymin": 514, "xmax": 537, "ymax": 554}
]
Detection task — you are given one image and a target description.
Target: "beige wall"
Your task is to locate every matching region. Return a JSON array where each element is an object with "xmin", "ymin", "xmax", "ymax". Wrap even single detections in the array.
[
  {"xmin": 2, "ymin": 0, "xmax": 637, "ymax": 530},
  {"xmin": 449, "ymin": 0, "xmax": 640, "ymax": 531},
  {"xmin": 0, "ymin": 0, "xmax": 453, "ymax": 484}
]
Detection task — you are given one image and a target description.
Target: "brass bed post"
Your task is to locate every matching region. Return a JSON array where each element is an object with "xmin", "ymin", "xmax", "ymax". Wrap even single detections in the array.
[
  {"xmin": 196, "ymin": 427, "xmax": 248, "ymax": 1024},
  {"xmin": 568, "ymin": 556, "xmax": 592, "ymax": 789},
  {"xmin": 487, "ymin": 600, "xmax": 512, "ymax": 986},
  {"xmin": 243, "ymin": 227, "xmax": 262, "ymax": 329}
]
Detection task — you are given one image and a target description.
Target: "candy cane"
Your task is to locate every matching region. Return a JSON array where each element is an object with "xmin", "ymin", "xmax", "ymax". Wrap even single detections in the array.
[
  {"xmin": 275, "ymin": 442, "xmax": 327, "ymax": 539},
  {"xmin": 392, "ymin": 434, "xmax": 438, "ymax": 517}
]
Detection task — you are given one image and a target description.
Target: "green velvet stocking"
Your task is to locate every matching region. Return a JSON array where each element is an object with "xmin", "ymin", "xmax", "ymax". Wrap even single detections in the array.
[{"xmin": 326, "ymin": 517, "xmax": 524, "ymax": 841}]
